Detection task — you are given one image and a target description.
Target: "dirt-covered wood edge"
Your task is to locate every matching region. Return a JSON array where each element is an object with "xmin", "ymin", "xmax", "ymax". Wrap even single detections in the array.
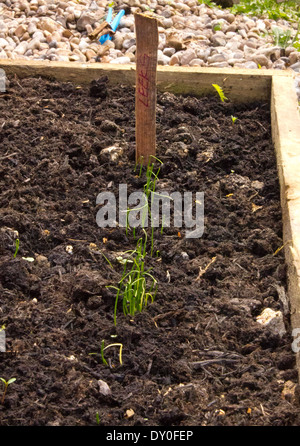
[
  {"xmin": 271, "ymin": 75, "xmax": 300, "ymax": 383},
  {"xmin": 1, "ymin": 59, "xmax": 300, "ymax": 381}
]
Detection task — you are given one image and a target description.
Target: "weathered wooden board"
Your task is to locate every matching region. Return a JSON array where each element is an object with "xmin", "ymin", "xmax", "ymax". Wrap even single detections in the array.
[
  {"xmin": 0, "ymin": 59, "xmax": 293, "ymax": 102},
  {"xmin": 271, "ymin": 75, "xmax": 300, "ymax": 378},
  {"xmin": 135, "ymin": 13, "xmax": 158, "ymax": 165}
]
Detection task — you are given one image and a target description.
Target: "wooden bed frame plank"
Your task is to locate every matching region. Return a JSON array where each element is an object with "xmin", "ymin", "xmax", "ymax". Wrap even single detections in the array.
[{"xmin": 0, "ymin": 59, "xmax": 294, "ymax": 102}]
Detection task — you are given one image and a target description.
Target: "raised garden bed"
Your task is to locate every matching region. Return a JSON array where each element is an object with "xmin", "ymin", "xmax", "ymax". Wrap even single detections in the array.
[{"xmin": 0, "ymin": 62, "xmax": 300, "ymax": 426}]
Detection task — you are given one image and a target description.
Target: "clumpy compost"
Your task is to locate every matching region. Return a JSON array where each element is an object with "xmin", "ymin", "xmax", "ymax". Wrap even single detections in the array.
[{"xmin": 0, "ymin": 75, "xmax": 299, "ymax": 427}]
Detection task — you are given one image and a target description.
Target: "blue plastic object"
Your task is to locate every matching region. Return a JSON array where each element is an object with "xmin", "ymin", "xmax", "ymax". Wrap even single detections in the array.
[{"xmin": 99, "ymin": 7, "xmax": 125, "ymax": 44}]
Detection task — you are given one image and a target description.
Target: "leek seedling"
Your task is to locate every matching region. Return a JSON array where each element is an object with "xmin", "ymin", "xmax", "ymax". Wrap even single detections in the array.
[
  {"xmin": 130, "ymin": 156, "xmax": 163, "ymax": 256},
  {"xmin": 0, "ymin": 377, "xmax": 16, "ymax": 405},
  {"xmin": 109, "ymin": 234, "xmax": 157, "ymax": 325},
  {"xmin": 212, "ymin": 84, "xmax": 228, "ymax": 103}
]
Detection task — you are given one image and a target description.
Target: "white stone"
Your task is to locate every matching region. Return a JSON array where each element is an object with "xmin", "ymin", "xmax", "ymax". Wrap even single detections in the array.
[
  {"xmin": 189, "ymin": 58, "xmax": 205, "ymax": 66},
  {"xmin": 98, "ymin": 380, "xmax": 111, "ymax": 396},
  {"xmin": 0, "ymin": 38, "xmax": 8, "ymax": 49},
  {"xmin": 39, "ymin": 18, "xmax": 59, "ymax": 34},
  {"xmin": 100, "ymin": 145, "xmax": 124, "ymax": 162},
  {"xmin": 32, "ymin": 30, "xmax": 45, "ymax": 41},
  {"xmin": 14, "ymin": 41, "xmax": 28, "ymax": 55},
  {"xmin": 209, "ymin": 61, "xmax": 229, "ymax": 68},
  {"xmin": 180, "ymin": 48, "xmax": 196, "ymax": 65},
  {"xmin": 207, "ymin": 53, "xmax": 226, "ymax": 64},
  {"xmin": 290, "ymin": 62, "xmax": 300, "ymax": 72},
  {"xmin": 163, "ymin": 47, "xmax": 176, "ymax": 57},
  {"xmin": 27, "ymin": 37, "xmax": 41, "ymax": 50},
  {"xmin": 256, "ymin": 308, "xmax": 286, "ymax": 337},
  {"xmin": 289, "ymin": 52, "xmax": 300, "ymax": 65},
  {"xmin": 76, "ymin": 13, "xmax": 96, "ymax": 31},
  {"xmin": 110, "ymin": 56, "xmax": 131, "ymax": 64},
  {"xmin": 0, "ymin": 21, "xmax": 8, "ymax": 35}
]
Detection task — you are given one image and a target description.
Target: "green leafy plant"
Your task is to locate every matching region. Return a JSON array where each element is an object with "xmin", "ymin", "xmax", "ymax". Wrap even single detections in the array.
[
  {"xmin": 0, "ymin": 377, "xmax": 16, "ymax": 405},
  {"xmin": 212, "ymin": 83, "xmax": 228, "ymax": 102},
  {"xmin": 230, "ymin": 0, "xmax": 300, "ymax": 22},
  {"xmin": 272, "ymin": 23, "xmax": 300, "ymax": 48},
  {"xmin": 213, "ymin": 22, "xmax": 222, "ymax": 31},
  {"xmin": 231, "ymin": 115, "xmax": 238, "ymax": 124},
  {"xmin": 293, "ymin": 41, "xmax": 300, "ymax": 51}
]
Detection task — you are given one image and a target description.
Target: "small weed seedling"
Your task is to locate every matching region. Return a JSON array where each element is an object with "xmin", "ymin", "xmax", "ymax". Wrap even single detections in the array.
[
  {"xmin": 231, "ymin": 116, "xmax": 238, "ymax": 125},
  {"xmin": 212, "ymin": 84, "xmax": 228, "ymax": 103},
  {"xmin": 100, "ymin": 340, "xmax": 123, "ymax": 366},
  {"xmin": 13, "ymin": 238, "xmax": 19, "ymax": 258},
  {"xmin": 89, "ymin": 341, "xmax": 123, "ymax": 367},
  {"xmin": 0, "ymin": 377, "xmax": 16, "ymax": 405},
  {"xmin": 213, "ymin": 22, "xmax": 222, "ymax": 31},
  {"xmin": 96, "ymin": 412, "xmax": 100, "ymax": 425}
]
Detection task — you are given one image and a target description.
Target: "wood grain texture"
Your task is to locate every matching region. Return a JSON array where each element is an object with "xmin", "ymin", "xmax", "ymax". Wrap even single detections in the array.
[
  {"xmin": 271, "ymin": 75, "xmax": 300, "ymax": 381},
  {"xmin": 0, "ymin": 60, "xmax": 293, "ymax": 103},
  {"xmin": 134, "ymin": 13, "xmax": 158, "ymax": 165}
]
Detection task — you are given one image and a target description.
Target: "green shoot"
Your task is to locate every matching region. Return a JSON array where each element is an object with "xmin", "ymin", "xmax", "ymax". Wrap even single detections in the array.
[
  {"xmin": 109, "ymin": 236, "xmax": 157, "ymax": 325},
  {"xmin": 213, "ymin": 22, "xmax": 221, "ymax": 31},
  {"xmin": 231, "ymin": 116, "xmax": 238, "ymax": 125},
  {"xmin": 100, "ymin": 251, "xmax": 114, "ymax": 270},
  {"xmin": 0, "ymin": 377, "xmax": 16, "ymax": 405},
  {"xmin": 96, "ymin": 412, "xmax": 100, "ymax": 425},
  {"xmin": 212, "ymin": 84, "xmax": 227, "ymax": 103},
  {"xmin": 101, "ymin": 340, "xmax": 123, "ymax": 366},
  {"xmin": 13, "ymin": 238, "xmax": 19, "ymax": 258}
]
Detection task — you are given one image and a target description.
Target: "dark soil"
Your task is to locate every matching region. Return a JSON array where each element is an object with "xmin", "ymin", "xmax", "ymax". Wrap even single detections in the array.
[{"xmin": 0, "ymin": 75, "xmax": 299, "ymax": 426}]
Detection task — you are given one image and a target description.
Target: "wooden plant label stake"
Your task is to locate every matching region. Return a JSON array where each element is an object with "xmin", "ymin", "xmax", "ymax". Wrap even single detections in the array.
[{"xmin": 134, "ymin": 13, "xmax": 158, "ymax": 166}]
